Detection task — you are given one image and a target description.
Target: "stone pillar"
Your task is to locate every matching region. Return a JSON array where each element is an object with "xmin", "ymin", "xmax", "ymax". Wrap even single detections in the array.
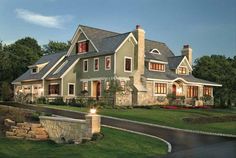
[{"xmin": 85, "ymin": 114, "xmax": 101, "ymax": 138}]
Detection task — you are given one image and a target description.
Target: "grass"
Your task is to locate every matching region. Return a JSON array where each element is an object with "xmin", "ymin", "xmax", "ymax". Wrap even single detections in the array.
[
  {"xmin": 0, "ymin": 127, "xmax": 167, "ymax": 158},
  {"xmin": 41, "ymin": 105, "xmax": 236, "ymax": 135}
]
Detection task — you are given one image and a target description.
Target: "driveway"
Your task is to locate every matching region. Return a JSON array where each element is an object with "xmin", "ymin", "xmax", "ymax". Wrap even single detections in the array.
[{"xmin": 2, "ymin": 103, "xmax": 236, "ymax": 158}]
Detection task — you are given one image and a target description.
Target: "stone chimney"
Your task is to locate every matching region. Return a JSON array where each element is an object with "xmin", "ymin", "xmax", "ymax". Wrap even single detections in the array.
[
  {"xmin": 133, "ymin": 25, "xmax": 145, "ymax": 75},
  {"xmin": 181, "ymin": 45, "xmax": 192, "ymax": 66}
]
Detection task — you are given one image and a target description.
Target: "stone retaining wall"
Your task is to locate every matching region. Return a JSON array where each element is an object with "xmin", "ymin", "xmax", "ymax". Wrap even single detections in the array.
[
  {"xmin": 39, "ymin": 114, "xmax": 100, "ymax": 144},
  {"xmin": 5, "ymin": 120, "xmax": 48, "ymax": 141}
]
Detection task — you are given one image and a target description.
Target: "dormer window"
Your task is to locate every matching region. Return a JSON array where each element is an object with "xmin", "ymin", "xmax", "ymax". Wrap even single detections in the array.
[
  {"xmin": 76, "ymin": 41, "xmax": 88, "ymax": 54},
  {"xmin": 178, "ymin": 66, "xmax": 187, "ymax": 75},
  {"xmin": 31, "ymin": 67, "xmax": 38, "ymax": 74},
  {"xmin": 149, "ymin": 62, "xmax": 165, "ymax": 72},
  {"xmin": 150, "ymin": 48, "xmax": 161, "ymax": 55}
]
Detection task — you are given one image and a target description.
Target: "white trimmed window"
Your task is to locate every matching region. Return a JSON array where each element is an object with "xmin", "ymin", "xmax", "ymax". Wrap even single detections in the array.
[
  {"xmin": 154, "ymin": 83, "xmax": 167, "ymax": 94},
  {"xmin": 94, "ymin": 58, "xmax": 99, "ymax": 71},
  {"xmin": 149, "ymin": 62, "xmax": 165, "ymax": 72},
  {"xmin": 178, "ymin": 66, "xmax": 187, "ymax": 74},
  {"xmin": 68, "ymin": 83, "xmax": 75, "ymax": 96},
  {"xmin": 83, "ymin": 59, "xmax": 88, "ymax": 72},
  {"xmin": 124, "ymin": 57, "xmax": 132, "ymax": 72},
  {"xmin": 105, "ymin": 56, "xmax": 111, "ymax": 70},
  {"xmin": 106, "ymin": 81, "xmax": 110, "ymax": 90},
  {"xmin": 31, "ymin": 67, "xmax": 39, "ymax": 74},
  {"xmin": 120, "ymin": 81, "xmax": 125, "ymax": 91},
  {"xmin": 83, "ymin": 82, "xmax": 88, "ymax": 91}
]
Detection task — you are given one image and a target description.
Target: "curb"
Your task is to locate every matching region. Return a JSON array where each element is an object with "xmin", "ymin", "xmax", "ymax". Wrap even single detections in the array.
[
  {"xmin": 102, "ymin": 124, "xmax": 172, "ymax": 153},
  {"xmin": 101, "ymin": 115, "xmax": 236, "ymax": 138}
]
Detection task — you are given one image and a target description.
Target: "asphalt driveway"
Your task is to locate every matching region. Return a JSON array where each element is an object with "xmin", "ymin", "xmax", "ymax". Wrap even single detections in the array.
[{"xmin": 2, "ymin": 103, "xmax": 236, "ymax": 158}]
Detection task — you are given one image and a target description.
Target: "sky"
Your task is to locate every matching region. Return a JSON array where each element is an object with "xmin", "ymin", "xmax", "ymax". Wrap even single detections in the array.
[{"xmin": 0, "ymin": 0, "xmax": 235, "ymax": 61}]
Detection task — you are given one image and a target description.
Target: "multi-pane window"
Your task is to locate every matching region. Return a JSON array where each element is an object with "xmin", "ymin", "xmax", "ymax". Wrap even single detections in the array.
[
  {"xmin": 120, "ymin": 81, "xmax": 125, "ymax": 90},
  {"xmin": 82, "ymin": 82, "xmax": 88, "ymax": 91},
  {"xmin": 94, "ymin": 58, "xmax": 99, "ymax": 71},
  {"xmin": 124, "ymin": 57, "xmax": 132, "ymax": 72},
  {"xmin": 149, "ymin": 63, "xmax": 165, "ymax": 71},
  {"xmin": 68, "ymin": 84, "xmax": 75, "ymax": 95},
  {"xmin": 83, "ymin": 59, "xmax": 88, "ymax": 72},
  {"xmin": 179, "ymin": 67, "xmax": 187, "ymax": 74},
  {"xmin": 106, "ymin": 81, "xmax": 110, "ymax": 90},
  {"xmin": 155, "ymin": 83, "xmax": 167, "ymax": 94},
  {"xmin": 76, "ymin": 41, "xmax": 88, "ymax": 53},
  {"xmin": 31, "ymin": 67, "xmax": 38, "ymax": 74},
  {"xmin": 105, "ymin": 56, "xmax": 111, "ymax": 70},
  {"xmin": 187, "ymin": 86, "xmax": 198, "ymax": 98},
  {"xmin": 203, "ymin": 86, "xmax": 212, "ymax": 96},
  {"xmin": 48, "ymin": 84, "xmax": 59, "ymax": 95}
]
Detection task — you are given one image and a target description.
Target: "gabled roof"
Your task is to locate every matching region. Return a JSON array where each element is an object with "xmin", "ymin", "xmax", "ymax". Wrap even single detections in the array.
[
  {"xmin": 68, "ymin": 25, "xmax": 174, "ymax": 61},
  {"xmin": 46, "ymin": 55, "xmax": 80, "ymax": 79},
  {"xmin": 12, "ymin": 52, "xmax": 65, "ymax": 83},
  {"xmin": 168, "ymin": 56, "xmax": 184, "ymax": 69}
]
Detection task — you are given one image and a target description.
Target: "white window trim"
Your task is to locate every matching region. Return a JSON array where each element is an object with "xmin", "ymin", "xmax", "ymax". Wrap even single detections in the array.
[
  {"xmin": 105, "ymin": 56, "xmax": 111, "ymax": 70},
  {"xmin": 83, "ymin": 81, "xmax": 88, "ymax": 91},
  {"xmin": 31, "ymin": 67, "xmax": 39, "ymax": 74},
  {"xmin": 149, "ymin": 62, "xmax": 165, "ymax": 72},
  {"xmin": 178, "ymin": 66, "xmax": 188, "ymax": 75},
  {"xmin": 68, "ymin": 83, "xmax": 75, "ymax": 96},
  {"xmin": 49, "ymin": 83, "xmax": 60, "ymax": 96},
  {"xmin": 124, "ymin": 56, "xmax": 132, "ymax": 72},
  {"xmin": 153, "ymin": 82, "xmax": 167, "ymax": 96},
  {"xmin": 83, "ymin": 59, "xmax": 88, "ymax": 72},
  {"xmin": 149, "ymin": 48, "xmax": 161, "ymax": 55},
  {"xmin": 94, "ymin": 58, "xmax": 99, "ymax": 71}
]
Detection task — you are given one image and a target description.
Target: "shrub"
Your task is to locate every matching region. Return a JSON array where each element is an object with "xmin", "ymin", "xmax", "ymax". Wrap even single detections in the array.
[
  {"xmin": 49, "ymin": 97, "xmax": 65, "ymax": 105},
  {"xmin": 37, "ymin": 96, "xmax": 47, "ymax": 104},
  {"xmin": 68, "ymin": 98, "xmax": 82, "ymax": 107}
]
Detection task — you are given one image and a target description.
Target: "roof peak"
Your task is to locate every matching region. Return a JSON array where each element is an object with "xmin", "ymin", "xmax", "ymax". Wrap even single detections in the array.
[{"xmin": 79, "ymin": 24, "xmax": 120, "ymax": 35}]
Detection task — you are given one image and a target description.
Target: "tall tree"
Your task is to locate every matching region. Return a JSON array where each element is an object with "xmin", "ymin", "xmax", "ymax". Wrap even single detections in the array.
[
  {"xmin": 43, "ymin": 41, "xmax": 70, "ymax": 54},
  {"xmin": 0, "ymin": 37, "xmax": 43, "ymax": 100},
  {"xmin": 193, "ymin": 55, "xmax": 236, "ymax": 107}
]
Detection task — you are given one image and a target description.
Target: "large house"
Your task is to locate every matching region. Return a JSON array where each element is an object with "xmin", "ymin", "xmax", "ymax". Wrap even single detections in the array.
[{"xmin": 12, "ymin": 25, "xmax": 221, "ymax": 106}]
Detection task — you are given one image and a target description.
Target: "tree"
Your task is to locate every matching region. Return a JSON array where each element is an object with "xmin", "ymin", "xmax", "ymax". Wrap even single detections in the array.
[
  {"xmin": 193, "ymin": 55, "xmax": 236, "ymax": 107},
  {"xmin": 43, "ymin": 41, "xmax": 70, "ymax": 54},
  {"xmin": 0, "ymin": 37, "xmax": 43, "ymax": 100}
]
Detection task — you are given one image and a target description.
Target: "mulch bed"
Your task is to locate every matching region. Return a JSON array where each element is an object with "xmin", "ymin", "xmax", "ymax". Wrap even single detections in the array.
[
  {"xmin": 160, "ymin": 105, "xmax": 211, "ymax": 110},
  {"xmin": 183, "ymin": 115, "xmax": 236, "ymax": 124}
]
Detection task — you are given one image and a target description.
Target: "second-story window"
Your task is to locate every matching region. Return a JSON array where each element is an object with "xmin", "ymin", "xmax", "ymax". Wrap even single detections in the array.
[
  {"xmin": 105, "ymin": 56, "xmax": 111, "ymax": 70},
  {"xmin": 149, "ymin": 62, "xmax": 165, "ymax": 72},
  {"xmin": 76, "ymin": 41, "xmax": 88, "ymax": 54},
  {"xmin": 124, "ymin": 57, "xmax": 132, "ymax": 72},
  {"xmin": 94, "ymin": 58, "xmax": 99, "ymax": 71},
  {"xmin": 31, "ymin": 67, "xmax": 39, "ymax": 74},
  {"xmin": 83, "ymin": 59, "xmax": 88, "ymax": 72},
  {"xmin": 179, "ymin": 67, "xmax": 187, "ymax": 74}
]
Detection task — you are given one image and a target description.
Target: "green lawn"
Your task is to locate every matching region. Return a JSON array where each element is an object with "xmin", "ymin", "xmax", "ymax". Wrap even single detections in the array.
[
  {"xmin": 41, "ymin": 105, "xmax": 236, "ymax": 135},
  {"xmin": 0, "ymin": 127, "xmax": 167, "ymax": 158}
]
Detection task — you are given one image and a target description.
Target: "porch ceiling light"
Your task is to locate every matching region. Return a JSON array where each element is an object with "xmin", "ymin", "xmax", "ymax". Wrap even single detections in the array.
[
  {"xmin": 90, "ymin": 108, "xmax": 97, "ymax": 114},
  {"xmin": 19, "ymin": 89, "xmax": 23, "ymax": 93}
]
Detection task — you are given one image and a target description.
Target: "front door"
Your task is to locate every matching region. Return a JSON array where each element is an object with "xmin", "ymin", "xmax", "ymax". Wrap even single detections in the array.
[
  {"xmin": 92, "ymin": 81, "xmax": 101, "ymax": 100},
  {"xmin": 172, "ymin": 85, "xmax": 176, "ymax": 95}
]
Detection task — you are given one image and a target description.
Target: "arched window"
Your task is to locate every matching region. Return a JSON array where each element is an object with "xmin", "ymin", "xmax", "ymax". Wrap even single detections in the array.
[{"xmin": 150, "ymin": 48, "xmax": 161, "ymax": 55}]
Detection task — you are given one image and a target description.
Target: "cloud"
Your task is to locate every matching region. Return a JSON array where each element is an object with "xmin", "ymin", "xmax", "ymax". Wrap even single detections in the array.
[{"xmin": 15, "ymin": 9, "xmax": 72, "ymax": 29}]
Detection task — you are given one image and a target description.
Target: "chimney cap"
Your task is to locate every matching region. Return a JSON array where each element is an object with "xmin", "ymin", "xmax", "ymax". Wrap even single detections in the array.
[
  {"xmin": 183, "ymin": 45, "xmax": 190, "ymax": 49},
  {"xmin": 136, "ymin": 25, "xmax": 141, "ymax": 29}
]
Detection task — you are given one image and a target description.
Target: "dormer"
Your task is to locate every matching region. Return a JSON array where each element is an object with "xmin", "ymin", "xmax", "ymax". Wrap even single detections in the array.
[
  {"xmin": 148, "ymin": 60, "xmax": 167, "ymax": 72},
  {"xmin": 28, "ymin": 62, "xmax": 48, "ymax": 74},
  {"xmin": 176, "ymin": 56, "xmax": 192, "ymax": 75},
  {"xmin": 149, "ymin": 48, "xmax": 161, "ymax": 55}
]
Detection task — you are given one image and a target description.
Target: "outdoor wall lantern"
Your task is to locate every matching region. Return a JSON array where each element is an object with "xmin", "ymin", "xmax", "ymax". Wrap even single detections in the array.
[{"xmin": 90, "ymin": 108, "xmax": 97, "ymax": 114}]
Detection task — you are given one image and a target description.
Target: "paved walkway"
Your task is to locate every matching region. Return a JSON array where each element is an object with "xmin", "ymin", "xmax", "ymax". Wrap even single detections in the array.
[{"xmin": 2, "ymin": 103, "xmax": 236, "ymax": 158}]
